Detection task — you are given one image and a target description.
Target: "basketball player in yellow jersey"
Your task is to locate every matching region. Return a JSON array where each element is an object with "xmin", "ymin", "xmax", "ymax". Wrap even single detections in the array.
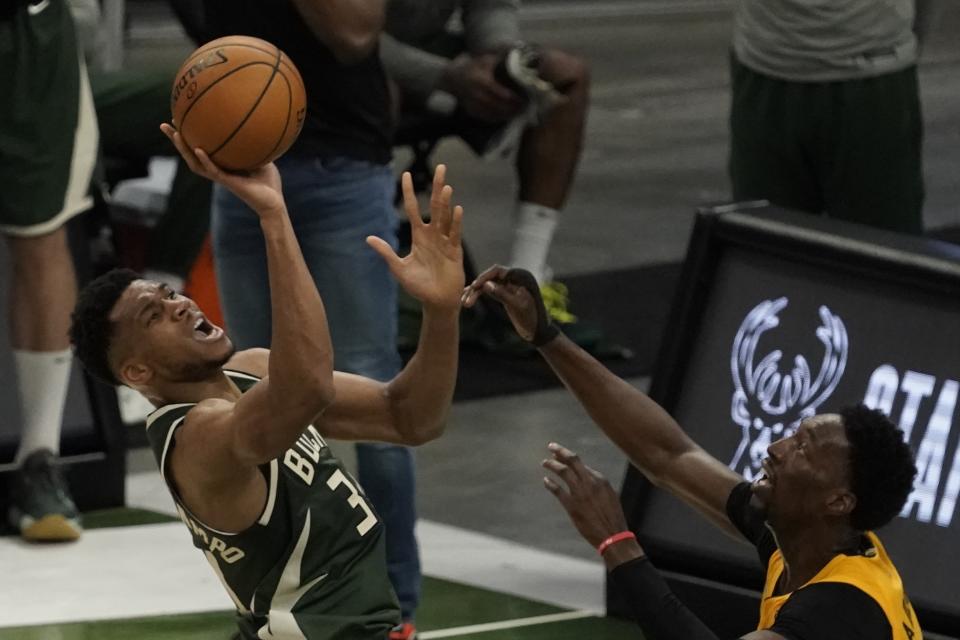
[{"xmin": 463, "ymin": 266, "xmax": 923, "ymax": 640}]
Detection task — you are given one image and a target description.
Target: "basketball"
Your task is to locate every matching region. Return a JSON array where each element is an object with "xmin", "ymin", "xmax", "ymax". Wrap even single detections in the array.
[{"xmin": 170, "ymin": 35, "xmax": 307, "ymax": 172}]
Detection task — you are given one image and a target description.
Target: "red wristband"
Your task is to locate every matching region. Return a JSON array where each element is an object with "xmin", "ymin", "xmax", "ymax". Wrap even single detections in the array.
[{"xmin": 597, "ymin": 531, "xmax": 636, "ymax": 555}]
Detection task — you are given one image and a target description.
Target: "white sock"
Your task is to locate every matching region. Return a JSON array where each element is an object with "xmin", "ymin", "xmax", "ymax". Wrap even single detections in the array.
[
  {"xmin": 508, "ymin": 202, "xmax": 559, "ymax": 284},
  {"xmin": 13, "ymin": 349, "xmax": 73, "ymax": 465}
]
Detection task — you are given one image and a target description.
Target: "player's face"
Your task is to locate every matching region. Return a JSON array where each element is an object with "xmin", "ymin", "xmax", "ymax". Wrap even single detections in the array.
[
  {"xmin": 109, "ymin": 280, "xmax": 234, "ymax": 385},
  {"xmin": 751, "ymin": 414, "xmax": 854, "ymax": 530}
]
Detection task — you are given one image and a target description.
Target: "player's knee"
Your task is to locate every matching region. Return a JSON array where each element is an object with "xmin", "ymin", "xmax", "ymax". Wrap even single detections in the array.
[
  {"xmin": 540, "ymin": 49, "xmax": 591, "ymax": 93},
  {"xmin": 6, "ymin": 226, "xmax": 71, "ymax": 270}
]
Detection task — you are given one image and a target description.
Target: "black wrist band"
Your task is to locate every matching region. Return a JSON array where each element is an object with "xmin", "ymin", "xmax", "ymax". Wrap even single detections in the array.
[{"xmin": 503, "ymin": 268, "xmax": 560, "ymax": 346}]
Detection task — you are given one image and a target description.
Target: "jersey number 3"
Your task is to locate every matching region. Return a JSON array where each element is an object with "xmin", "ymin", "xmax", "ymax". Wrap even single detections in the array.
[
  {"xmin": 283, "ymin": 428, "xmax": 378, "ymax": 537},
  {"xmin": 326, "ymin": 469, "xmax": 378, "ymax": 536}
]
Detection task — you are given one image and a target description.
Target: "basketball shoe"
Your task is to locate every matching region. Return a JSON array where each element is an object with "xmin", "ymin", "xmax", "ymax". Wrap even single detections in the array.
[{"xmin": 7, "ymin": 449, "xmax": 82, "ymax": 542}]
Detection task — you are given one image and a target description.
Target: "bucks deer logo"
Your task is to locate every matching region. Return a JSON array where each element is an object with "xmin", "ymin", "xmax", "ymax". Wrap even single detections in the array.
[{"xmin": 729, "ymin": 298, "xmax": 848, "ymax": 479}]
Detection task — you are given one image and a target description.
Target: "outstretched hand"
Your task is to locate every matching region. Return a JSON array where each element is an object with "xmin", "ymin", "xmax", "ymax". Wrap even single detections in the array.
[
  {"xmin": 461, "ymin": 266, "xmax": 558, "ymax": 346},
  {"xmin": 367, "ymin": 165, "xmax": 464, "ymax": 312},
  {"xmin": 160, "ymin": 123, "xmax": 285, "ymax": 217},
  {"xmin": 542, "ymin": 443, "xmax": 632, "ymax": 548}
]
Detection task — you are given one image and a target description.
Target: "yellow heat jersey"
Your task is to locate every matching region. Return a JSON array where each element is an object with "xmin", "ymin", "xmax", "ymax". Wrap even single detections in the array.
[{"xmin": 759, "ymin": 532, "xmax": 921, "ymax": 640}]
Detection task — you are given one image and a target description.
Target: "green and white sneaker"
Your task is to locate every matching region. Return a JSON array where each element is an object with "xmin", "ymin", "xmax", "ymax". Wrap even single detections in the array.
[{"xmin": 8, "ymin": 449, "xmax": 82, "ymax": 542}]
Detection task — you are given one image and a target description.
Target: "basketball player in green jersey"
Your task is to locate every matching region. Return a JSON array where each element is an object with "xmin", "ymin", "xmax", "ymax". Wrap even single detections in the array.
[{"xmin": 69, "ymin": 126, "xmax": 465, "ymax": 639}]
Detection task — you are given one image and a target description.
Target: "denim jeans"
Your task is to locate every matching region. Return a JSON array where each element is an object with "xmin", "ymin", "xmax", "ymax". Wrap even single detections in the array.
[{"xmin": 211, "ymin": 154, "xmax": 421, "ymax": 620}]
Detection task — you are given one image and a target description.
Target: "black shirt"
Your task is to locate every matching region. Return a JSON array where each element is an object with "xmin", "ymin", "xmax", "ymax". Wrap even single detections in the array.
[
  {"xmin": 202, "ymin": 0, "xmax": 393, "ymax": 164},
  {"xmin": 724, "ymin": 482, "xmax": 893, "ymax": 640}
]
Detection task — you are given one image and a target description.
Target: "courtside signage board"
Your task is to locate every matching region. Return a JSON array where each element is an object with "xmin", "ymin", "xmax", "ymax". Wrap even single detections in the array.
[{"xmin": 624, "ymin": 204, "xmax": 960, "ymax": 633}]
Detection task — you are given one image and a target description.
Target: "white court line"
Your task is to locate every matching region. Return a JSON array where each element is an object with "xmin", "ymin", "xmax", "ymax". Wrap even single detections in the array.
[{"xmin": 420, "ymin": 610, "xmax": 596, "ymax": 639}]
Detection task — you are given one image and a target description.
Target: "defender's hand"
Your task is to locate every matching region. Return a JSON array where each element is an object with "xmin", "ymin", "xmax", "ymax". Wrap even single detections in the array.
[
  {"xmin": 543, "ymin": 443, "xmax": 640, "ymax": 560},
  {"xmin": 161, "ymin": 123, "xmax": 285, "ymax": 217},
  {"xmin": 461, "ymin": 266, "xmax": 558, "ymax": 346},
  {"xmin": 367, "ymin": 165, "xmax": 464, "ymax": 313}
]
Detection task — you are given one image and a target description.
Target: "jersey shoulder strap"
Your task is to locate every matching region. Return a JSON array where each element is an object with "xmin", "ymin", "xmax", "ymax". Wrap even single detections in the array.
[
  {"xmin": 223, "ymin": 368, "xmax": 261, "ymax": 391},
  {"xmin": 144, "ymin": 402, "xmax": 195, "ymax": 480},
  {"xmin": 143, "ymin": 370, "xmax": 260, "ymax": 479}
]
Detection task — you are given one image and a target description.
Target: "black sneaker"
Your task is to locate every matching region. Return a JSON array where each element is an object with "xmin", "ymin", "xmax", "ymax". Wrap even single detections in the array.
[{"xmin": 8, "ymin": 449, "xmax": 82, "ymax": 542}]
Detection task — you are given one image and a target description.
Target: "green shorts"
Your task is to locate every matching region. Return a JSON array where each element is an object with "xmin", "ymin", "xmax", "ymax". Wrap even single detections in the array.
[
  {"xmin": 728, "ymin": 54, "xmax": 924, "ymax": 234},
  {"xmin": 0, "ymin": 0, "xmax": 98, "ymax": 237}
]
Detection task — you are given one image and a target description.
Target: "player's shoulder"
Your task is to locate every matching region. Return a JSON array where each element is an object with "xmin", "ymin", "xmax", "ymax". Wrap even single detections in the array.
[{"xmin": 224, "ymin": 348, "xmax": 270, "ymax": 378}]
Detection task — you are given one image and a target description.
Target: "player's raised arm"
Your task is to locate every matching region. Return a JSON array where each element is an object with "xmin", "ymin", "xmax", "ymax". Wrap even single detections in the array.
[
  {"xmin": 463, "ymin": 267, "xmax": 744, "ymax": 536},
  {"xmin": 315, "ymin": 165, "xmax": 464, "ymax": 445},
  {"xmin": 161, "ymin": 125, "xmax": 336, "ymax": 468}
]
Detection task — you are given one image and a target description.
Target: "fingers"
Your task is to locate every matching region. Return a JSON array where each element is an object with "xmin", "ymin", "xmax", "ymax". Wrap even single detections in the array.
[
  {"xmin": 365, "ymin": 236, "xmax": 402, "ymax": 272},
  {"xmin": 436, "ymin": 185, "xmax": 453, "ymax": 236},
  {"xmin": 160, "ymin": 123, "xmax": 204, "ymax": 175},
  {"xmin": 193, "ymin": 148, "xmax": 226, "ymax": 182},
  {"xmin": 480, "ymin": 280, "xmax": 528, "ymax": 309},
  {"xmin": 461, "ymin": 264, "xmax": 509, "ymax": 307},
  {"xmin": 448, "ymin": 205, "xmax": 464, "ymax": 249},
  {"xmin": 548, "ymin": 442, "xmax": 592, "ymax": 481},
  {"xmin": 543, "ymin": 475, "xmax": 572, "ymax": 510},
  {"xmin": 461, "ymin": 265, "xmax": 510, "ymax": 308},
  {"xmin": 429, "ymin": 164, "xmax": 455, "ymax": 236},
  {"xmin": 400, "ymin": 172, "xmax": 423, "ymax": 228},
  {"xmin": 430, "ymin": 164, "xmax": 447, "ymax": 218},
  {"xmin": 467, "ymin": 264, "xmax": 510, "ymax": 292}
]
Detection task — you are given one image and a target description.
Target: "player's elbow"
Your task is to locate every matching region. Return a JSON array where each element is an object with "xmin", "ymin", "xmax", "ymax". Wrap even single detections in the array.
[
  {"xmin": 390, "ymin": 402, "xmax": 447, "ymax": 446},
  {"xmin": 404, "ymin": 418, "xmax": 447, "ymax": 446}
]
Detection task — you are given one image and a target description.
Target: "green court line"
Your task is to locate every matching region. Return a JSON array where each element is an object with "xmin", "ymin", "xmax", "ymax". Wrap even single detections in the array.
[
  {"xmin": 0, "ymin": 607, "xmax": 641, "ymax": 640},
  {"xmin": 81, "ymin": 507, "xmax": 178, "ymax": 530},
  {"xmin": 0, "ymin": 576, "xmax": 569, "ymax": 639},
  {"xmin": 1, "ymin": 506, "xmax": 177, "ymax": 537}
]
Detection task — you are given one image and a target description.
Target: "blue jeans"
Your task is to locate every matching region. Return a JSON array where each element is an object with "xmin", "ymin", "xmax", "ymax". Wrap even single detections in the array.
[{"xmin": 211, "ymin": 155, "xmax": 421, "ymax": 620}]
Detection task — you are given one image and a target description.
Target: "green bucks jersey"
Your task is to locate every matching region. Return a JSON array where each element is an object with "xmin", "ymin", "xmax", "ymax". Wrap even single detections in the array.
[{"xmin": 145, "ymin": 370, "xmax": 400, "ymax": 639}]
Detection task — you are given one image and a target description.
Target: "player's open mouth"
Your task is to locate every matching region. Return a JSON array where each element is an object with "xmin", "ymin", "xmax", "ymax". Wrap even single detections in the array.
[
  {"xmin": 754, "ymin": 459, "xmax": 775, "ymax": 489},
  {"xmin": 193, "ymin": 317, "xmax": 222, "ymax": 342}
]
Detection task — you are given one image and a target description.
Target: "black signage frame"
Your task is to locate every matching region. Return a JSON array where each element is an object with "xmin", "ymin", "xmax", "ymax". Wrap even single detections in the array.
[{"xmin": 619, "ymin": 202, "xmax": 960, "ymax": 637}]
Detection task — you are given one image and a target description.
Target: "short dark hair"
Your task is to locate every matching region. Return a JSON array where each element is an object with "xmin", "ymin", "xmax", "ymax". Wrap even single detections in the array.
[
  {"xmin": 841, "ymin": 404, "xmax": 917, "ymax": 531},
  {"xmin": 70, "ymin": 268, "xmax": 141, "ymax": 385}
]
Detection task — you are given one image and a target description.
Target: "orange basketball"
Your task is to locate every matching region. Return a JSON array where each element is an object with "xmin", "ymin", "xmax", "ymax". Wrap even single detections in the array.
[{"xmin": 171, "ymin": 35, "xmax": 307, "ymax": 172}]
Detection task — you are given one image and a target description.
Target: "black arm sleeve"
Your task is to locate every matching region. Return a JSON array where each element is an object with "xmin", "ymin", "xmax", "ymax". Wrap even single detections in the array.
[
  {"xmin": 769, "ymin": 582, "xmax": 892, "ymax": 640},
  {"xmin": 725, "ymin": 481, "xmax": 778, "ymax": 567},
  {"xmin": 609, "ymin": 557, "xmax": 722, "ymax": 640}
]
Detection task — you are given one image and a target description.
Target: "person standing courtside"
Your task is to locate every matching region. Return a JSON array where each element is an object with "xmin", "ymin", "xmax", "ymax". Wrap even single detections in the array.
[
  {"xmin": 1, "ymin": 0, "xmax": 98, "ymax": 541},
  {"xmin": 199, "ymin": 2, "xmax": 424, "ymax": 637},
  {"xmin": 381, "ymin": 0, "xmax": 590, "ymax": 320},
  {"xmin": 729, "ymin": 0, "xmax": 934, "ymax": 234}
]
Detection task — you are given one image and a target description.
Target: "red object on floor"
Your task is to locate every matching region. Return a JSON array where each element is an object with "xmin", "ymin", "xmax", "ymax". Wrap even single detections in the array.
[
  {"xmin": 388, "ymin": 622, "xmax": 418, "ymax": 640},
  {"xmin": 183, "ymin": 235, "xmax": 225, "ymax": 331}
]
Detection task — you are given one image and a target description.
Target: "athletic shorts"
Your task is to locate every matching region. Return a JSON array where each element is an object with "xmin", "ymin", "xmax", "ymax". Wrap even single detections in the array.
[
  {"xmin": 728, "ymin": 54, "xmax": 924, "ymax": 234},
  {"xmin": 0, "ymin": 0, "xmax": 98, "ymax": 237}
]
